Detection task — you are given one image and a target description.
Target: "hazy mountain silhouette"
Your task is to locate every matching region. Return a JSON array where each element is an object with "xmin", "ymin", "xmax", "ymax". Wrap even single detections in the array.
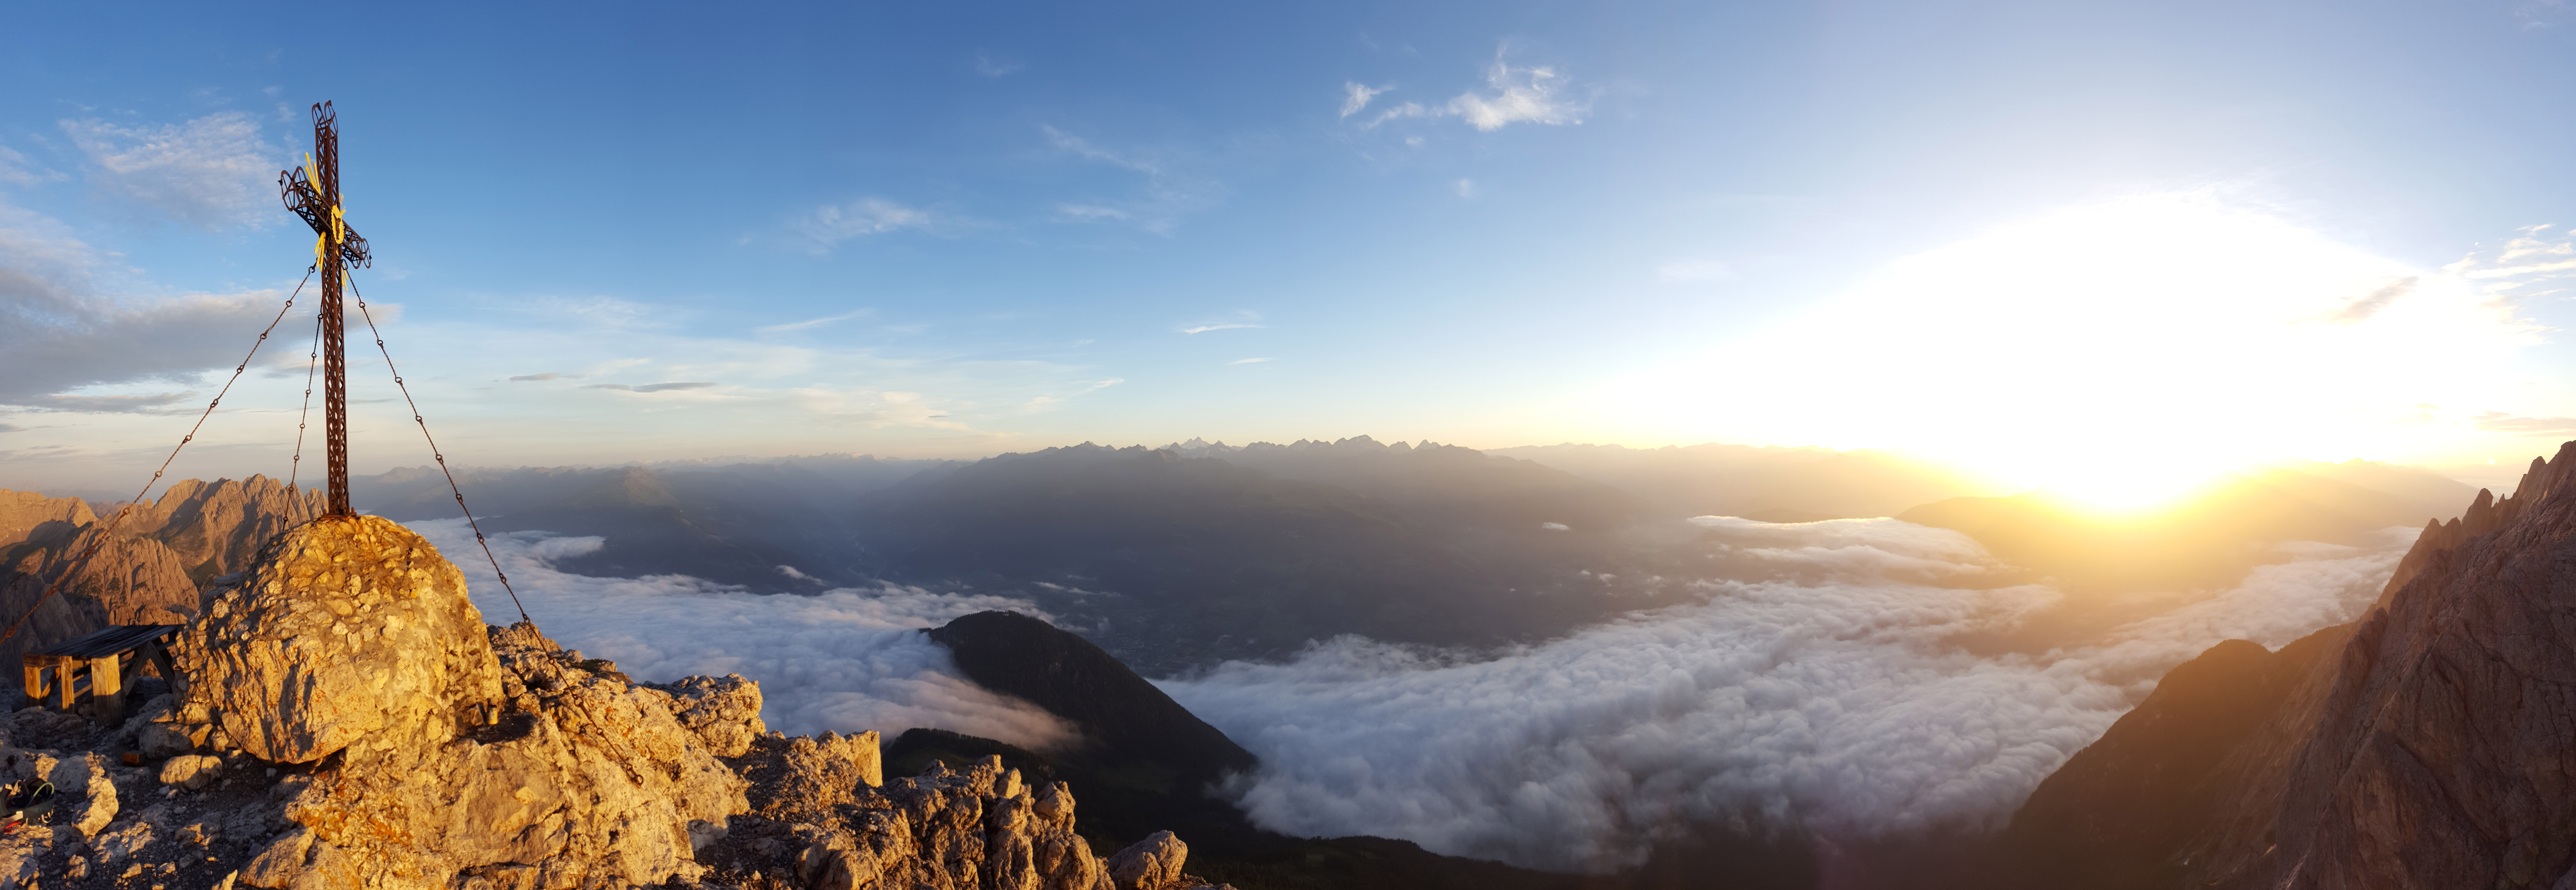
[
  {"xmin": 1485, "ymin": 442, "xmax": 1998, "ymax": 520},
  {"xmin": 849, "ymin": 442, "xmax": 1673, "ymax": 673},
  {"xmin": 1901, "ymin": 465, "xmax": 2465, "ymax": 592},
  {"xmin": 356, "ymin": 454, "xmax": 944, "ymax": 589},
  {"xmin": 1957, "ymin": 446, "xmax": 2575, "ymax": 889},
  {"xmin": 351, "ymin": 442, "xmax": 2478, "ymax": 676}
]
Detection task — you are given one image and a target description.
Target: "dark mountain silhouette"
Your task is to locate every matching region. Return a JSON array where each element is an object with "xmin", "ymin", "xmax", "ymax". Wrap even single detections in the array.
[
  {"xmin": 928, "ymin": 610, "xmax": 1255, "ymax": 785},
  {"xmin": 1485, "ymin": 442, "xmax": 1995, "ymax": 520},
  {"xmin": 910, "ymin": 610, "xmax": 1807, "ymax": 890},
  {"xmin": 1961, "ymin": 443, "xmax": 2576, "ymax": 889},
  {"xmin": 355, "ymin": 455, "xmax": 943, "ymax": 590},
  {"xmin": 1169, "ymin": 436, "xmax": 1655, "ymax": 531},
  {"xmin": 850, "ymin": 442, "xmax": 1675, "ymax": 673}
]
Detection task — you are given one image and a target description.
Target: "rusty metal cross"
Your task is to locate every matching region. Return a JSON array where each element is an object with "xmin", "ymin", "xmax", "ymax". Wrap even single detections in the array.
[{"xmin": 279, "ymin": 101, "xmax": 372, "ymax": 517}]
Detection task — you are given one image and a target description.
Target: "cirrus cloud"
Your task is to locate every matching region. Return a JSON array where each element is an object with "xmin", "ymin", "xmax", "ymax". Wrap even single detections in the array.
[{"xmin": 61, "ymin": 112, "xmax": 278, "ymax": 230}]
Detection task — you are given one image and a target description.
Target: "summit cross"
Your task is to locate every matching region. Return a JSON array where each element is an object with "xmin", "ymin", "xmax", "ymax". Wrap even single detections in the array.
[{"xmin": 279, "ymin": 101, "xmax": 373, "ymax": 517}]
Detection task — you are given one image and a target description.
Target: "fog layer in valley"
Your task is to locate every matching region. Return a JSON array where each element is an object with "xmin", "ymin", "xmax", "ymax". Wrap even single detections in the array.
[
  {"xmin": 405, "ymin": 518, "xmax": 1079, "ymax": 749},
  {"xmin": 410, "ymin": 505, "xmax": 2410, "ymax": 874},
  {"xmin": 1159, "ymin": 518, "xmax": 2412, "ymax": 872}
]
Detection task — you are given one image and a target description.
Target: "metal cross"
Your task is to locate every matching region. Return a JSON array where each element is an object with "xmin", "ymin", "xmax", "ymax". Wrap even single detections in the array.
[{"xmin": 279, "ymin": 101, "xmax": 372, "ymax": 517}]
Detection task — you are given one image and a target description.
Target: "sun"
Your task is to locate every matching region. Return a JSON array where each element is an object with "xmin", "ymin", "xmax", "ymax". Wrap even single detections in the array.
[{"xmin": 1597, "ymin": 191, "xmax": 2534, "ymax": 507}]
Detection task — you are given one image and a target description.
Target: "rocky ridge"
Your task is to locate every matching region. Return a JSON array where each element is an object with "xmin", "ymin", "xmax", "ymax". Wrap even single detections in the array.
[
  {"xmin": 1979, "ymin": 440, "xmax": 2576, "ymax": 889},
  {"xmin": 0, "ymin": 478, "xmax": 323, "ymax": 682},
  {"xmin": 0, "ymin": 514, "xmax": 1228, "ymax": 890}
]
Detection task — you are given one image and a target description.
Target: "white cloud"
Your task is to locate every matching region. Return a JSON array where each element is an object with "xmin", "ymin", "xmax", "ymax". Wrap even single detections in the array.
[
  {"xmin": 1182, "ymin": 323, "xmax": 1263, "ymax": 334},
  {"xmin": 1452, "ymin": 178, "xmax": 1477, "ymax": 198},
  {"xmin": 1054, "ymin": 204, "xmax": 1131, "ymax": 223},
  {"xmin": 1445, "ymin": 60, "xmax": 1584, "ymax": 131},
  {"xmin": 1357, "ymin": 54, "xmax": 1586, "ymax": 132},
  {"xmin": 2450, "ymin": 224, "xmax": 2576, "ymax": 300},
  {"xmin": 1162, "ymin": 517, "xmax": 2414, "ymax": 872},
  {"xmin": 757, "ymin": 309, "xmax": 872, "ymax": 334},
  {"xmin": 1021, "ymin": 378, "xmax": 1123, "ymax": 413},
  {"xmin": 1229, "ymin": 357, "xmax": 1273, "ymax": 365},
  {"xmin": 1340, "ymin": 82, "xmax": 1387, "ymax": 118},
  {"xmin": 1657, "ymin": 259, "xmax": 1737, "ymax": 283},
  {"xmin": 0, "ymin": 145, "xmax": 65, "ymax": 187},
  {"xmin": 60, "ymin": 112, "xmax": 277, "ymax": 230},
  {"xmin": 795, "ymin": 198, "xmax": 935, "ymax": 252},
  {"xmin": 787, "ymin": 386, "xmax": 975, "ymax": 431},
  {"xmin": 1042, "ymin": 126, "xmax": 1222, "ymax": 234},
  {"xmin": 408, "ymin": 520, "xmax": 1079, "ymax": 751},
  {"xmin": 0, "ymin": 199, "xmax": 296, "ymax": 407},
  {"xmin": 972, "ymin": 51, "xmax": 1025, "ymax": 78}
]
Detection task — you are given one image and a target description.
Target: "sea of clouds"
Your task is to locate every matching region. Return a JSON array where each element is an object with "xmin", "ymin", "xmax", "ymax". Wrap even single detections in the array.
[
  {"xmin": 403, "ymin": 519, "xmax": 1076, "ymax": 749},
  {"xmin": 1158, "ymin": 516, "xmax": 2414, "ymax": 872},
  {"xmin": 406, "ymin": 514, "xmax": 2409, "ymax": 874}
]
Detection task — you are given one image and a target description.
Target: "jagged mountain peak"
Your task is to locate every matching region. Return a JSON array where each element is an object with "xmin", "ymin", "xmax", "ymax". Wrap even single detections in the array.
[{"xmin": 1981, "ymin": 438, "xmax": 2576, "ymax": 889}]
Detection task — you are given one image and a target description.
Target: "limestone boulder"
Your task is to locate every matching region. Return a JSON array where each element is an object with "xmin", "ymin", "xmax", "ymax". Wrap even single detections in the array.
[
  {"xmin": 1108, "ymin": 831, "xmax": 1189, "ymax": 890},
  {"xmin": 45, "ymin": 752, "xmax": 116, "ymax": 838},
  {"xmin": 652, "ymin": 673, "xmax": 767, "ymax": 757},
  {"xmin": 762, "ymin": 730, "xmax": 881, "ymax": 818},
  {"xmin": 243, "ymin": 622, "xmax": 750, "ymax": 890},
  {"xmin": 182, "ymin": 516, "xmax": 504, "ymax": 764},
  {"xmin": 763, "ymin": 755, "xmax": 1115, "ymax": 890}
]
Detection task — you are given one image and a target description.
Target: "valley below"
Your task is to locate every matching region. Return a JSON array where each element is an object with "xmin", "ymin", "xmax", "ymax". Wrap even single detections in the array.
[{"xmin": 0, "ymin": 435, "xmax": 2542, "ymax": 889}]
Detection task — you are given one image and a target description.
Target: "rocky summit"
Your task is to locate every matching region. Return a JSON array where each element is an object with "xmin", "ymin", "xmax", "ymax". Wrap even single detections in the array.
[{"xmin": 0, "ymin": 515, "xmax": 1231, "ymax": 890}]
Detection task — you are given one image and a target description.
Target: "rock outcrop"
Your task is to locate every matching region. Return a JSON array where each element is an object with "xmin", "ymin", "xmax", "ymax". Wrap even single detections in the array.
[
  {"xmin": 186, "ymin": 516, "xmax": 505, "ymax": 763},
  {"xmin": 1981, "ymin": 440, "xmax": 2576, "ymax": 889},
  {"xmin": 162, "ymin": 515, "xmax": 747, "ymax": 888},
  {"xmin": 0, "ymin": 477, "xmax": 323, "ymax": 690},
  {"xmin": 0, "ymin": 511, "xmax": 1225, "ymax": 890}
]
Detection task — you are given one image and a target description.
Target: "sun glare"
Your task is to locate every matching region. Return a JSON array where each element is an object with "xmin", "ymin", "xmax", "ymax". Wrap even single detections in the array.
[{"xmin": 1605, "ymin": 192, "xmax": 2538, "ymax": 507}]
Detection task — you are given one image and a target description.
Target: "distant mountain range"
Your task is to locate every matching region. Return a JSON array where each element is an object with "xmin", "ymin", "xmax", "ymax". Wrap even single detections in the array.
[
  {"xmin": 0, "ymin": 437, "xmax": 2530, "ymax": 888},
  {"xmin": 334, "ymin": 438, "xmax": 2477, "ymax": 674},
  {"xmin": 1483, "ymin": 441, "xmax": 2000, "ymax": 522}
]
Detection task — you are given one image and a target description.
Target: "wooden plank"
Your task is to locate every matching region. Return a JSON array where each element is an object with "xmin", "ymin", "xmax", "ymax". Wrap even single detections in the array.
[
  {"xmin": 54, "ymin": 662, "xmax": 75, "ymax": 711},
  {"xmin": 21, "ymin": 662, "xmax": 43, "ymax": 706},
  {"xmin": 91, "ymin": 655, "xmax": 121, "ymax": 723},
  {"xmin": 31, "ymin": 624, "xmax": 180, "ymax": 660},
  {"xmin": 145, "ymin": 642, "xmax": 186, "ymax": 701}
]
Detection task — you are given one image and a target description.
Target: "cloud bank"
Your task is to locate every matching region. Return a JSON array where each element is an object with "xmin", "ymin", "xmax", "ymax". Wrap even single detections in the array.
[
  {"xmin": 1359, "ymin": 57, "xmax": 1586, "ymax": 132},
  {"xmin": 1159, "ymin": 517, "xmax": 2414, "ymax": 872},
  {"xmin": 403, "ymin": 519, "xmax": 1077, "ymax": 751},
  {"xmin": 795, "ymin": 198, "xmax": 937, "ymax": 252},
  {"xmin": 61, "ymin": 112, "xmax": 277, "ymax": 230},
  {"xmin": 0, "ymin": 200, "xmax": 290, "ymax": 409}
]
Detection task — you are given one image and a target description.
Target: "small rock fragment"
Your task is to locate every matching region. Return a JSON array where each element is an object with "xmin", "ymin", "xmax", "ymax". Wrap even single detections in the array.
[{"xmin": 158, "ymin": 754, "xmax": 221, "ymax": 790}]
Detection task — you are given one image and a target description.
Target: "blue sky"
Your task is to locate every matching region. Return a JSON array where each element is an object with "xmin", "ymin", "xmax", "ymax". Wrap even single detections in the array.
[{"xmin": 6, "ymin": 1, "xmax": 2576, "ymax": 495}]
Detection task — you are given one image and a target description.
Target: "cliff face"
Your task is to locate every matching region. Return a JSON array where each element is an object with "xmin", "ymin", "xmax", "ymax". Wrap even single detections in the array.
[
  {"xmin": 1985, "ymin": 441, "xmax": 2576, "ymax": 890},
  {"xmin": 0, "ymin": 477, "xmax": 323, "ymax": 679}
]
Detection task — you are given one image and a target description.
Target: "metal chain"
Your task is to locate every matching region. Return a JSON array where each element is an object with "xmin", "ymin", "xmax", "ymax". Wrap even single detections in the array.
[
  {"xmin": 346, "ymin": 276, "xmax": 534, "ymax": 625},
  {"xmin": 287, "ymin": 292, "xmax": 324, "ymax": 492},
  {"xmin": 0, "ymin": 269, "xmax": 314, "ymax": 643}
]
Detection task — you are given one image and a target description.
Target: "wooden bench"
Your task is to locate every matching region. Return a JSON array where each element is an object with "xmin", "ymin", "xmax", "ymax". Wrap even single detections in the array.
[{"xmin": 22, "ymin": 624, "xmax": 184, "ymax": 724}]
